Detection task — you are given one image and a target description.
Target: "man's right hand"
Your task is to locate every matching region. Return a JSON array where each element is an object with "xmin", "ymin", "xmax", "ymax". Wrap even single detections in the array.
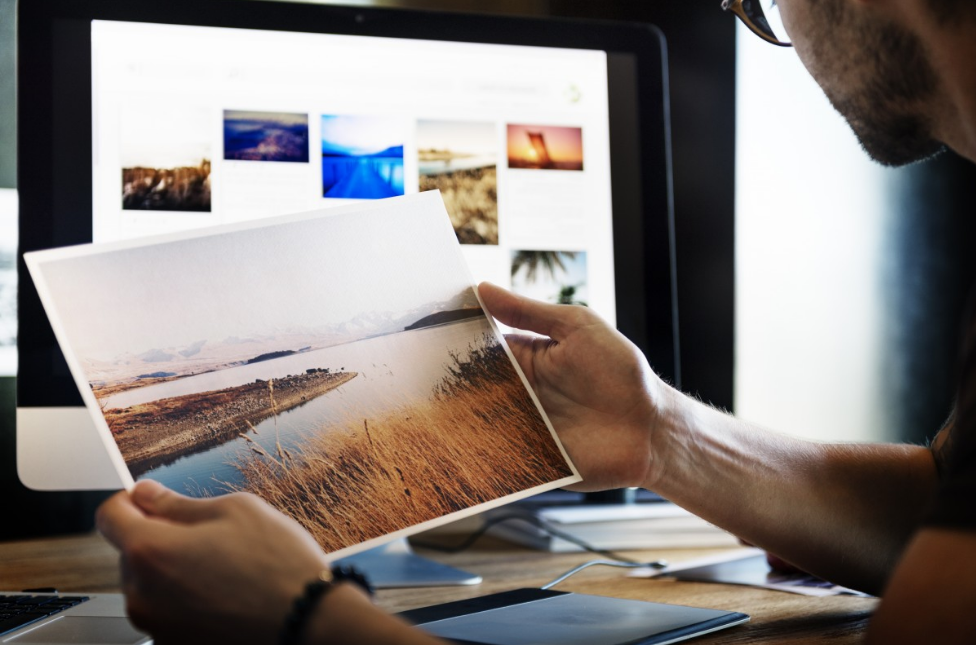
[{"xmin": 478, "ymin": 282, "xmax": 670, "ymax": 492}]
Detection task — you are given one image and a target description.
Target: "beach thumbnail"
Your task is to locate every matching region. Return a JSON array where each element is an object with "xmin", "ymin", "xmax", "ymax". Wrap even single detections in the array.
[
  {"xmin": 321, "ymin": 115, "xmax": 405, "ymax": 199},
  {"xmin": 507, "ymin": 124, "xmax": 584, "ymax": 171},
  {"xmin": 418, "ymin": 120, "xmax": 498, "ymax": 245},
  {"xmin": 511, "ymin": 250, "xmax": 588, "ymax": 306},
  {"xmin": 223, "ymin": 110, "xmax": 309, "ymax": 162}
]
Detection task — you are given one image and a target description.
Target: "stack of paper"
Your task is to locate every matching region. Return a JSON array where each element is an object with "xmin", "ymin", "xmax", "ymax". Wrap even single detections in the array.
[{"xmin": 486, "ymin": 502, "xmax": 740, "ymax": 552}]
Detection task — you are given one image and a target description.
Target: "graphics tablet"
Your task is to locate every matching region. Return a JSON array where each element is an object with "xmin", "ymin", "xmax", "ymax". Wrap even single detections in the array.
[{"xmin": 399, "ymin": 588, "xmax": 748, "ymax": 645}]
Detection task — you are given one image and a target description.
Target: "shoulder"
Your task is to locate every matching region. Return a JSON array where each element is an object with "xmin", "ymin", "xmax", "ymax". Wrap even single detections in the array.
[
  {"xmin": 925, "ymin": 289, "xmax": 976, "ymax": 528},
  {"xmin": 868, "ymin": 528, "xmax": 976, "ymax": 644},
  {"xmin": 930, "ymin": 414, "xmax": 957, "ymax": 481}
]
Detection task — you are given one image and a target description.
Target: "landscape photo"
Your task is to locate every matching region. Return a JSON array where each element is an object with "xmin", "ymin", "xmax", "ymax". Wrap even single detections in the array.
[
  {"xmin": 321, "ymin": 115, "xmax": 405, "ymax": 199},
  {"xmin": 511, "ymin": 250, "xmax": 589, "ymax": 306},
  {"xmin": 507, "ymin": 124, "xmax": 584, "ymax": 171},
  {"xmin": 121, "ymin": 105, "xmax": 212, "ymax": 212},
  {"xmin": 418, "ymin": 120, "xmax": 498, "ymax": 245},
  {"xmin": 28, "ymin": 193, "xmax": 577, "ymax": 556},
  {"xmin": 223, "ymin": 110, "xmax": 309, "ymax": 162}
]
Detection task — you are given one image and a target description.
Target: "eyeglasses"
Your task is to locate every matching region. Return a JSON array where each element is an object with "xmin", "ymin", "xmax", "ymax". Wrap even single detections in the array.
[{"xmin": 722, "ymin": 0, "xmax": 792, "ymax": 47}]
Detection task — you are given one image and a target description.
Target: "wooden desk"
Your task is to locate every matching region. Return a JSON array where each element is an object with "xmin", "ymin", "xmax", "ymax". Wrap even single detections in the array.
[{"xmin": 0, "ymin": 532, "xmax": 877, "ymax": 643}]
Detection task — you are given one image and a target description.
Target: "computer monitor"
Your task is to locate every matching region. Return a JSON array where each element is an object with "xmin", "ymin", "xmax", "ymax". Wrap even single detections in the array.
[{"xmin": 16, "ymin": 0, "xmax": 677, "ymax": 492}]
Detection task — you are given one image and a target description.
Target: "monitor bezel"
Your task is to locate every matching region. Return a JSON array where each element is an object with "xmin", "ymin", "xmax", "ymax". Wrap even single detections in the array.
[{"xmin": 17, "ymin": 0, "xmax": 678, "ymax": 410}]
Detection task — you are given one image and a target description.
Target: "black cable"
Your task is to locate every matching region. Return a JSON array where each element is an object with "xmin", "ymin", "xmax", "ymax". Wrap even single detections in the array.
[{"xmin": 412, "ymin": 512, "xmax": 651, "ymax": 565}]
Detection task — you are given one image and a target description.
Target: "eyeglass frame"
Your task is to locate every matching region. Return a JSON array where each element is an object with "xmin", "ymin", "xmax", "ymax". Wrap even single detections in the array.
[{"xmin": 722, "ymin": 0, "xmax": 793, "ymax": 47}]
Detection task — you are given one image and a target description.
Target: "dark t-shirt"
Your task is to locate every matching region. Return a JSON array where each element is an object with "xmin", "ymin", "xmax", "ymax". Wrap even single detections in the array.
[{"xmin": 926, "ymin": 296, "xmax": 976, "ymax": 529}]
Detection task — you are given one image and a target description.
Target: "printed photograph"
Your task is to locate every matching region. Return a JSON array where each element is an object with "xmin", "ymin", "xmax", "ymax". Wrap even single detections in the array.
[
  {"xmin": 224, "ymin": 110, "xmax": 309, "ymax": 163},
  {"xmin": 507, "ymin": 124, "xmax": 584, "ymax": 171},
  {"xmin": 30, "ymin": 194, "xmax": 576, "ymax": 555},
  {"xmin": 121, "ymin": 105, "xmax": 212, "ymax": 212},
  {"xmin": 321, "ymin": 115, "xmax": 405, "ymax": 199},
  {"xmin": 418, "ymin": 120, "xmax": 498, "ymax": 245},
  {"xmin": 511, "ymin": 250, "xmax": 588, "ymax": 306}
]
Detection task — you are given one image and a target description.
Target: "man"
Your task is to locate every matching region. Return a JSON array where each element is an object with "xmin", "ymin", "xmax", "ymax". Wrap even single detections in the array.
[{"xmin": 96, "ymin": 0, "xmax": 976, "ymax": 642}]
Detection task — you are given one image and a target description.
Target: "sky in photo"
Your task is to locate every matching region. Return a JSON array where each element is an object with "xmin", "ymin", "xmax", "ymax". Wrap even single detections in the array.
[
  {"xmin": 417, "ymin": 120, "xmax": 496, "ymax": 156},
  {"xmin": 321, "ymin": 115, "xmax": 405, "ymax": 156},
  {"xmin": 121, "ymin": 104, "xmax": 211, "ymax": 169},
  {"xmin": 224, "ymin": 110, "xmax": 308, "ymax": 126},
  {"xmin": 37, "ymin": 194, "xmax": 472, "ymax": 362},
  {"xmin": 507, "ymin": 124, "xmax": 584, "ymax": 164},
  {"xmin": 511, "ymin": 251, "xmax": 588, "ymax": 304}
]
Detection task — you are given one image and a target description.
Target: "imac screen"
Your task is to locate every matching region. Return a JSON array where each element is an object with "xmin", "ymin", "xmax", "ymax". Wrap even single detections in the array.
[
  {"xmin": 90, "ymin": 21, "xmax": 617, "ymax": 324},
  {"xmin": 18, "ymin": 1, "xmax": 674, "ymax": 435}
]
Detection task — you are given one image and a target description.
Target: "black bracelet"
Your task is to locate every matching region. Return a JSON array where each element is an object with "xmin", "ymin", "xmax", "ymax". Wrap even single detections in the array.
[
  {"xmin": 279, "ymin": 566, "xmax": 373, "ymax": 645},
  {"xmin": 329, "ymin": 564, "xmax": 375, "ymax": 596}
]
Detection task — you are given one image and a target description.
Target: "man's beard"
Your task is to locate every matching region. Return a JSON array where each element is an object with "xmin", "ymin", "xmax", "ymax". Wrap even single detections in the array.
[
  {"xmin": 823, "ymin": 14, "xmax": 945, "ymax": 167},
  {"xmin": 832, "ymin": 96, "xmax": 944, "ymax": 167}
]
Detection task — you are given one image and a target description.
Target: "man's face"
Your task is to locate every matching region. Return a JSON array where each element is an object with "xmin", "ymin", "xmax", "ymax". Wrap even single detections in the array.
[{"xmin": 776, "ymin": 0, "xmax": 944, "ymax": 166}]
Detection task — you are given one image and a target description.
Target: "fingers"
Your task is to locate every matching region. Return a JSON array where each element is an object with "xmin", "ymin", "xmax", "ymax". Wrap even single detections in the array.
[
  {"xmin": 98, "ymin": 482, "xmax": 221, "ymax": 549},
  {"xmin": 96, "ymin": 490, "xmax": 150, "ymax": 549},
  {"xmin": 478, "ymin": 282, "xmax": 574, "ymax": 340},
  {"xmin": 130, "ymin": 479, "xmax": 223, "ymax": 524}
]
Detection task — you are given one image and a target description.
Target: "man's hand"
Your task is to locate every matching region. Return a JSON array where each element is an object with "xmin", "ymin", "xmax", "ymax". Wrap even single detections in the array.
[
  {"xmin": 478, "ymin": 282, "xmax": 668, "ymax": 492},
  {"xmin": 97, "ymin": 480, "xmax": 334, "ymax": 643},
  {"xmin": 97, "ymin": 481, "xmax": 443, "ymax": 645}
]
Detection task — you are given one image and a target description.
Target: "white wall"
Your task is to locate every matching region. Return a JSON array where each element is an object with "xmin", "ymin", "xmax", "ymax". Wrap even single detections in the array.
[
  {"xmin": 0, "ymin": 188, "xmax": 16, "ymax": 376},
  {"xmin": 734, "ymin": 25, "xmax": 891, "ymax": 443}
]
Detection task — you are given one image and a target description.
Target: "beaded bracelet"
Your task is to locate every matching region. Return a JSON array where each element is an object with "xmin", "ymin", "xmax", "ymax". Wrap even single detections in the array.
[{"xmin": 279, "ymin": 565, "xmax": 373, "ymax": 645}]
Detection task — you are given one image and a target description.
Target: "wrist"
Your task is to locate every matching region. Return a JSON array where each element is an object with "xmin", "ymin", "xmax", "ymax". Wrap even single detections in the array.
[
  {"xmin": 641, "ymin": 378, "xmax": 685, "ymax": 493},
  {"xmin": 299, "ymin": 583, "xmax": 370, "ymax": 645},
  {"xmin": 301, "ymin": 584, "xmax": 439, "ymax": 645},
  {"xmin": 280, "ymin": 574, "xmax": 336, "ymax": 645},
  {"xmin": 281, "ymin": 566, "xmax": 374, "ymax": 645}
]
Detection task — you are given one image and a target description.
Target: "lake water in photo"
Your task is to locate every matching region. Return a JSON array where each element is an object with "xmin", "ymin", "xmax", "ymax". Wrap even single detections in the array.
[
  {"xmin": 129, "ymin": 317, "xmax": 498, "ymax": 495},
  {"xmin": 322, "ymin": 156, "xmax": 404, "ymax": 198},
  {"xmin": 418, "ymin": 156, "xmax": 495, "ymax": 175}
]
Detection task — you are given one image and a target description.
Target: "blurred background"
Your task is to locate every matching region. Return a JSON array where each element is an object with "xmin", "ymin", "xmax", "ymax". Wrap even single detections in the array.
[{"xmin": 1, "ymin": 0, "xmax": 974, "ymax": 539}]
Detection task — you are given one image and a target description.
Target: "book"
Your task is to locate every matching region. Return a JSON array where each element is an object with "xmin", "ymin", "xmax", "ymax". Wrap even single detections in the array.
[{"xmin": 486, "ymin": 503, "xmax": 739, "ymax": 552}]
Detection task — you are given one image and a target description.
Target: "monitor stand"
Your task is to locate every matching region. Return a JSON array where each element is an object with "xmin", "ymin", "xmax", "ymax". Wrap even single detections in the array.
[
  {"xmin": 335, "ymin": 537, "xmax": 482, "ymax": 589},
  {"xmin": 17, "ymin": 407, "xmax": 125, "ymax": 490}
]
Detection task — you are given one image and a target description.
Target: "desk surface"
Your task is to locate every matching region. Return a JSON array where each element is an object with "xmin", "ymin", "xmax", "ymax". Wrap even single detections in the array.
[{"xmin": 0, "ymin": 532, "xmax": 877, "ymax": 644}]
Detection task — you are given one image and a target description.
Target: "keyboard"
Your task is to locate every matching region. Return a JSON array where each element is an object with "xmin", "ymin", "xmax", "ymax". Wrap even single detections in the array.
[{"xmin": 0, "ymin": 593, "xmax": 90, "ymax": 637}]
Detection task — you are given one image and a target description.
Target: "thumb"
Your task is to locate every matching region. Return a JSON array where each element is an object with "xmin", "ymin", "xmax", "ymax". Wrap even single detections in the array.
[
  {"xmin": 131, "ymin": 479, "xmax": 222, "ymax": 524},
  {"xmin": 478, "ymin": 282, "xmax": 575, "ymax": 340},
  {"xmin": 96, "ymin": 490, "xmax": 151, "ymax": 549}
]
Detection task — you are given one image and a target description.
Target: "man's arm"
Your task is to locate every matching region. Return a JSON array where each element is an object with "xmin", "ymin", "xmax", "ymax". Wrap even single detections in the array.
[
  {"xmin": 479, "ymin": 282, "xmax": 938, "ymax": 595},
  {"xmin": 651, "ymin": 393, "xmax": 936, "ymax": 594}
]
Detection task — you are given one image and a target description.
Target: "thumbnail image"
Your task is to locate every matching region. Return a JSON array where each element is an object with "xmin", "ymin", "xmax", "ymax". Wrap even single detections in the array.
[
  {"xmin": 418, "ymin": 120, "xmax": 498, "ymax": 245},
  {"xmin": 321, "ymin": 115, "xmax": 405, "ymax": 199},
  {"xmin": 507, "ymin": 124, "xmax": 584, "ymax": 171},
  {"xmin": 32, "ymin": 195, "xmax": 575, "ymax": 555},
  {"xmin": 223, "ymin": 110, "xmax": 309, "ymax": 163},
  {"xmin": 511, "ymin": 250, "xmax": 588, "ymax": 306},
  {"xmin": 121, "ymin": 105, "xmax": 212, "ymax": 212}
]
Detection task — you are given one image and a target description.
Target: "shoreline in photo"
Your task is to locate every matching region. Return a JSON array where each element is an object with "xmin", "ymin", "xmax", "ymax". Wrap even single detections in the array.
[{"xmin": 106, "ymin": 370, "xmax": 358, "ymax": 476}]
